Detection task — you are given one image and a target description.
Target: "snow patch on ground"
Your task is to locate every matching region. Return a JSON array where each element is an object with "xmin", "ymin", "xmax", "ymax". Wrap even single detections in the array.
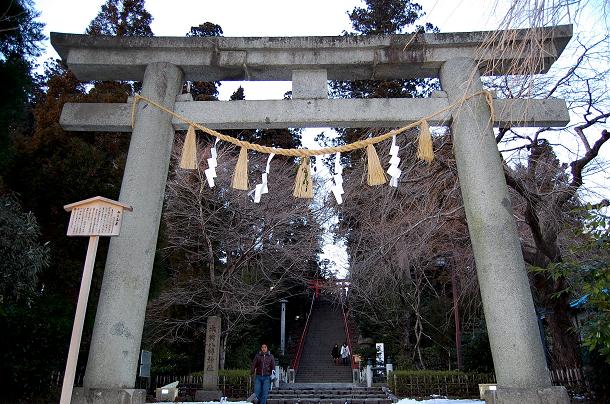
[
  {"xmin": 151, "ymin": 400, "xmax": 482, "ymax": 404},
  {"xmin": 151, "ymin": 402, "xmax": 251, "ymax": 404},
  {"xmin": 396, "ymin": 399, "xmax": 483, "ymax": 404}
]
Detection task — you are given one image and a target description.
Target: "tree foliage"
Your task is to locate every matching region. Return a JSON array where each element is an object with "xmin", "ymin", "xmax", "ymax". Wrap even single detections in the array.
[
  {"xmin": 0, "ymin": 0, "xmax": 154, "ymax": 399},
  {"xmin": 0, "ymin": 194, "xmax": 49, "ymax": 303},
  {"xmin": 0, "ymin": 0, "xmax": 44, "ymax": 179},
  {"xmin": 336, "ymin": 130, "xmax": 481, "ymax": 369},
  {"xmin": 182, "ymin": 22, "xmax": 223, "ymax": 101},
  {"xmin": 347, "ymin": 0, "xmax": 430, "ymax": 35},
  {"xmin": 330, "ymin": 0, "xmax": 437, "ymax": 112},
  {"xmin": 541, "ymin": 208, "xmax": 610, "ymax": 363},
  {"xmin": 86, "ymin": 0, "xmax": 153, "ymax": 37},
  {"xmin": 187, "ymin": 22, "xmax": 223, "ymax": 37},
  {"xmin": 0, "ymin": 0, "xmax": 44, "ymax": 59}
]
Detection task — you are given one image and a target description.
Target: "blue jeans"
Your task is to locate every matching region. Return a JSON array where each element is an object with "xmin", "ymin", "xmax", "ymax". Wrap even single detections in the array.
[{"xmin": 254, "ymin": 375, "xmax": 271, "ymax": 404}]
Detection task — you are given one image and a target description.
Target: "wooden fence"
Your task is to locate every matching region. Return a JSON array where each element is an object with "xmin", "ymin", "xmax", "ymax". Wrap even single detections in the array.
[
  {"xmin": 51, "ymin": 372, "xmax": 252, "ymax": 399},
  {"xmin": 388, "ymin": 367, "xmax": 589, "ymax": 399},
  {"xmin": 51, "ymin": 366, "xmax": 588, "ymax": 400},
  {"xmin": 550, "ymin": 367, "xmax": 589, "ymax": 397},
  {"xmin": 145, "ymin": 374, "xmax": 252, "ymax": 399},
  {"xmin": 388, "ymin": 372, "xmax": 495, "ymax": 398}
]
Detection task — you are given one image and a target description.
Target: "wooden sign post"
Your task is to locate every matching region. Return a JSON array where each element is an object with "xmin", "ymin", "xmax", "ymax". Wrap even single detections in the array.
[{"xmin": 60, "ymin": 196, "xmax": 132, "ymax": 404}]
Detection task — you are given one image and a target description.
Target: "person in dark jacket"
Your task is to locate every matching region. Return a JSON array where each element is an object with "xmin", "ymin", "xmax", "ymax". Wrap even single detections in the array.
[
  {"xmin": 331, "ymin": 344, "xmax": 340, "ymax": 365},
  {"xmin": 251, "ymin": 343, "xmax": 275, "ymax": 404}
]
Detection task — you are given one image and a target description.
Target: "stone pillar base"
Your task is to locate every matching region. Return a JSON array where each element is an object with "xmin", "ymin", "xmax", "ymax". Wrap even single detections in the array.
[
  {"xmin": 484, "ymin": 386, "xmax": 569, "ymax": 404},
  {"xmin": 195, "ymin": 389, "xmax": 222, "ymax": 401},
  {"xmin": 71, "ymin": 387, "xmax": 146, "ymax": 404}
]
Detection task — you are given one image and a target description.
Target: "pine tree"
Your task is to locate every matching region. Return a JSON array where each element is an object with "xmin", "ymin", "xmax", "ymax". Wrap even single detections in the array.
[
  {"xmin": 229, "ymin": 86, "xmax": 245, "ymax": 101},
  {"xmin": 330, "ymin": 0, "xmax": 438, "ymax": 145},
  {"xmin": 86, "ymin": 0, "xmax": 153, "ymax": 37},
  {"xmin": 0, "ymin": 0, "xmax": 44, "ymax": 183},
  {"xmin": 188, "ymin": 22, "xmax": 223, "ymax": 37},
  {"xmin": 0, "ymin": 2, "xmax": 156, "ymax": 398},
  {"xmin": 332, "ymin": 0, "xmax": 436, "ymax": 101},
  {"xmin": 184, "ymin": 22, "xmax": 224, "ymax": 101},
  {"xmin": 347, "ymin": 0, "xmax": 428, "ymax": 35}
]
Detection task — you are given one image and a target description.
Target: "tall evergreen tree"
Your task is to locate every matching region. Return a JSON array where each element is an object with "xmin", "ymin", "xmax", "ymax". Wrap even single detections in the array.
[
  {"xmin": 347, "ymin": 0, "xmax": 428, "ymax": 35},
  {"xmin": 0, "ymin": 1, "xmax": 155, "ymax": 399},
  {"xmin": 188, "ymin": 22, "xmax": 223, "ymax": 37},
  {"xmin": 184, "ymin": 22, "xmax": 223, "ymax": 101},
  {"xmin": 330, "ymin": 0, "xmax": 437, "ymax": 144},
  {"xmin": 86, "ymin": 0, "xmax": 153, "ymax": 37},
  {"xmin": 0, "ymin": 0, "xmax": 44, "ymax": 183}
]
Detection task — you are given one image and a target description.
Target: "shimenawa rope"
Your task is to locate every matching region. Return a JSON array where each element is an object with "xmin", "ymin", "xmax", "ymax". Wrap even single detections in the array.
[{"xmin": 130, "ymin": 91, "xmax": 495, "ymax": 158}]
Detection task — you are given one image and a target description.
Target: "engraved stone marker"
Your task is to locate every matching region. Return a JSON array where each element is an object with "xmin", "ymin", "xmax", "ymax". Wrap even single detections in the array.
[
  {"xmin": 195, "ymin": 316, "xmax": 222, "ymax": 401},
  {"xmin": 203, "ymin": 316, "xmax": 221, "ymax": 388}
]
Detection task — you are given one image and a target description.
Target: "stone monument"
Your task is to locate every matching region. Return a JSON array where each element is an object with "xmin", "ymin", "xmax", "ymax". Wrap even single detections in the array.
[{"xmin": 195, "ymin": 316, "xmax": 222, "ymax": 401}]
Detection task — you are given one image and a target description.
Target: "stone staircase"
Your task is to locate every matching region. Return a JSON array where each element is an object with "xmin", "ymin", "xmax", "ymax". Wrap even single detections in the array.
[
  {"xmin": 295, "ymin": 298, "xmax": 352, "ymax": 383},
  {"xmin": 268, "ymin": 385, "xmax": 394, "ymax": 404}
]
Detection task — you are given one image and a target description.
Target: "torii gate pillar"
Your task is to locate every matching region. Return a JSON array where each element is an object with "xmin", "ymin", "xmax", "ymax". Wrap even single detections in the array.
[
  {"xmin": 73, "ymin": 62, "xmax": 183, "ymax": 404},
  {"xmin": 440, "ymin": 58, "xmax": 568, "ymax": 403}
]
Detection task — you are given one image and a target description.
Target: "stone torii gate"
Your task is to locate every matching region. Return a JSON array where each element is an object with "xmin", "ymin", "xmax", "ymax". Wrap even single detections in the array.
[{"xmin": 52, "ymin": 25, "xmax": 572, "ymax": 404}]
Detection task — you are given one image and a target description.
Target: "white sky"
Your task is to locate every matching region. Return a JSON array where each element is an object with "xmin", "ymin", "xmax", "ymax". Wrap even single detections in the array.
[{"xmin": 33, "ymin": 1, "xmax": 609, "ymax": 275}]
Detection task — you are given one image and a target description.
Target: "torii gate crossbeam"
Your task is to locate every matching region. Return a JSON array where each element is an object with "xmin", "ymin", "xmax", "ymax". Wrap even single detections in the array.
[{"xmin": 52, "ymin": 26, "xmax": 572, "ymax": 404}]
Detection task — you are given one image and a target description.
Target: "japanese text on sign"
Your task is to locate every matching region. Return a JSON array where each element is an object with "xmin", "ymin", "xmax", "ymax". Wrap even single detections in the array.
[{"xmin": 67, "ymin": 206, "xmax": 123, "ymax": 236}]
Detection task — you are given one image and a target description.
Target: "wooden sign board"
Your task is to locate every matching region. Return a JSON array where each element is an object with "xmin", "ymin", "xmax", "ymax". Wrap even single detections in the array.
[{"xmin": 64, "ymin": 196, "xmax": 132, "ymax": 237}]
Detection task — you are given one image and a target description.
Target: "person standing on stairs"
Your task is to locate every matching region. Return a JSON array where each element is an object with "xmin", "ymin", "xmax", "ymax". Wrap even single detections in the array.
[
  {"xmin": 340, "ymin": 342, "xmax": 351, "ymax": 366},
  {"xmin": 251, "ymin": 343, "xmax": 275, "ymax": 404},
  {"xmin": 331, "ymin": 343, "xmax": 340, "ymax": 365}
]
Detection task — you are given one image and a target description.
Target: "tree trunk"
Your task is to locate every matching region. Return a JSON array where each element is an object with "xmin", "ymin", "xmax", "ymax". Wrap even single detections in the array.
[
  {"xmin": 403, "ymin": 309, "xmax": 411, "ymax": 356},
  {"xmin": 219, "ymin": 331, "xmax": 228, "ymax": 370},
  {"xmin": 534, "ymin": 274, "xmax": 581, "ymax": 367}
]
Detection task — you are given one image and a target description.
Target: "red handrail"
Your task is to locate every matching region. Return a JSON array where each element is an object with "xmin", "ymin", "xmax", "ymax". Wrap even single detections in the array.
[
  {"xmin": 290, "ymin": 293, "xmax": 316, "ymax": 372},
  {"xmin": 341, "ymin": 300, "xmax": 357, "ymax": 369}
]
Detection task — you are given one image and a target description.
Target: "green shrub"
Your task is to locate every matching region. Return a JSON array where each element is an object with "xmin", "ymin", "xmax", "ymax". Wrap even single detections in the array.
[
  {"xmin": 191, "ymin": 368, "xmax": 250, "ymax": 377},
  {"xmin": 219, "ymin": 369, "xmax": 250, "ymax": 378}
]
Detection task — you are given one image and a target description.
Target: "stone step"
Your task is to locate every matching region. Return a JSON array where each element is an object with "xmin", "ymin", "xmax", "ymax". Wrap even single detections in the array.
[{"xmin": 293, "ymin": 298, "xmax": 354, "ymax": 383}]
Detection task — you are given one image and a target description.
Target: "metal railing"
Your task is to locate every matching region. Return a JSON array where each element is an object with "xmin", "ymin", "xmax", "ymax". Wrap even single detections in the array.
[
  {"xmin": 341, "ymin": 300, "xmax": 357, "ymax": 370},
  {"xmin": 290, "ymin": 293, "xmax": 316, "ymax": 373}
]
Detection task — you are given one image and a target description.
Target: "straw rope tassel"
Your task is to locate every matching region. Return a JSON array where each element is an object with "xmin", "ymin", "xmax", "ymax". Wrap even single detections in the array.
[
  {"xmin": 231, "ymin": 147, "xmax": 249, "ymax": 190},
  {"xmin": 179, "ymin": 125, "xmax": 198, "ymax": 169},
  {"xmin": 417, "ymin": 120, "xmax": 434, "ymax": 163},
  {"xmin": 293, "ymin": 157, "xmax": 313, "ymax": 198},
  {"xmin": 366, "ymin": 144, "xmax": 386, "ymax": 186}
]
